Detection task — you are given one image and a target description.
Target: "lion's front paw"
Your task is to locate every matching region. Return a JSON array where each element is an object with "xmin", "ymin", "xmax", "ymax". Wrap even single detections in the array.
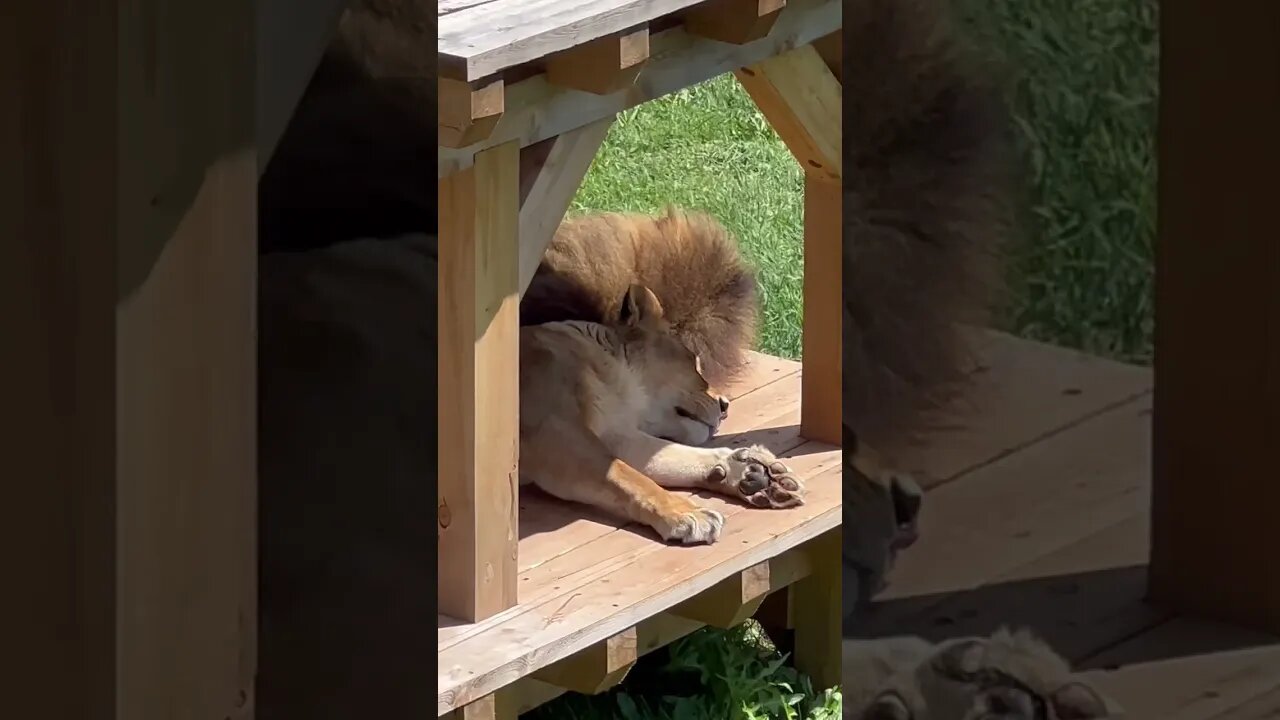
[
  {"xmin": 658, "ymin": 506, "xmax": 726, "ymax": 545},
  {"xmin": 709, "ymin": 446, "xmax": 805, "ymax": 509}
]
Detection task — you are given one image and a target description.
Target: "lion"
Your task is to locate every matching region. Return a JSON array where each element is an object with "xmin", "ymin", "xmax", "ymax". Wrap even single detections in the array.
[
  {"xmin": 842, "ymin": 629, "xmax": 1116, "ymax": 719},
  {"xmin": 520, "ymin": 282, "xmax": 803, "ymax": 544}
]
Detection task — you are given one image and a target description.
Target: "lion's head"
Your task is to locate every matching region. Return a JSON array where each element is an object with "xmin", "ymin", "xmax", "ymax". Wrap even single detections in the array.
[
  {"xmin": 854, "ymin": 630, "xmax": 1113, "ymax": 720},
  {"xmin": 614, "ymin": 285, "xmax": 729, "ymax": 445}
]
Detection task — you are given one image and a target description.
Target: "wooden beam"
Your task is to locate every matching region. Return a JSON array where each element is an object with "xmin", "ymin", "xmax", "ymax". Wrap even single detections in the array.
[
  {"xmin": 517, "ymin": 118, "xmax": 615, "ymax": 296},
  {"xmin": 546, "ymin": 26, "xmax": 650, "ymax": 95},
  {"xmin": 685, "ymin": 0, "xmax": 786, "ymax": 45},
  {"xmin": 672, "ymin": 550, "xmax": 813, "ymax": 628},
  {"xmin": 1149, "ymin": 0, "xmax": 1280, "ymax": 632},
  {"xmin": 496, "ymin": 614, "xmax": 703, "ymax": 717},
  {"xmin": 450, "ymin": 695, "xmax": 499, "ymax": 720},
  {"xmin": 735, "ymin": 42, "xmax": 842, "ymax": 181},
  {"xmin": 797, "ymin": 175, "xmax": 842, "ymax": 445},
  {"xmin": 440, "ymin": 76, "xmax": 505, "ymax": 149},
  {"xmin": 439, "ymin": 0, "xmax": 838, "ymax": 175},
  {"xmin": 6, "ymin": 0, "xmax": 258, "ymax": 717},
  {"xmin": 533, "ymin": 627, "xmax": 639, "ymax": 695},
  {"xmin": 438, "ymin": 141, "xmax": 522, "ymax": 622},
  {"xmin": 790, "ymin": 530, "xmax": 841, "ymax": 690},
  {"xmin": 737, "ymin": 41, "xmax": 842, "ymax": 444},
  {"xmin": 811, "ymin": 30, "xmax": 840, "ymax": 82}
]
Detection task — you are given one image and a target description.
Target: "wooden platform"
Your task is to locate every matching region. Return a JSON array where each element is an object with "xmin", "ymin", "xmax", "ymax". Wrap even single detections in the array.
[
  {"xmin": 855, "ymin": 330, "xmax": 1280, "ymax": 719},
  {"xmin": 437, "ymin": 352, "xmax": 840, "ymax": 715}
]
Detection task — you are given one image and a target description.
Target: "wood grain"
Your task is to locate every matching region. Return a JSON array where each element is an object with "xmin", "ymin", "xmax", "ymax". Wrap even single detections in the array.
[
  {"xmin": 684, "ymin": 0, "xmax": 788, "ymax": 45},
  {"xmin": 6, "ymin": 1, "xmax": 258, "ymax": 718},
  {"xmin": 439, "ymin": 0, "xmax": 712, "ymax": 81},
  {"xmin": 517, "ymin": 118, "xmax": 615, "ymax": 296},
  {"xmin": 736, "ymin": 42, "xmax": 842, "ymax": 181},
  {"xmin": 438, "ymin": 141, "xmax": 522, "ymax": 622},
  {"xmin": 798, "ymin": 176, "xmax": 842, "ymax": 445},
  {"xmin": 438, "ymin": 0, "xmax": 839, "ymax": 175},
  {"xmin": 545, "ymin": 26, "xmax": 651, "ymax": 95},
  {"xmin": 1149, "ymin": 0, "xmax": 1280, "ymax": 633}
]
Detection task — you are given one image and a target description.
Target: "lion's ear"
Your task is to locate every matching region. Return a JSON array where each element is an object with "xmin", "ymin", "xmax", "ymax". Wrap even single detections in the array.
[{"xmin": 619, "ymin": 284, "xmax": 665, "ymax": 328}]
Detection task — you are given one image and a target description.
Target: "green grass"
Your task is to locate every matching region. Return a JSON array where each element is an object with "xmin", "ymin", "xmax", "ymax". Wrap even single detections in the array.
[{"xmin": 531, "ymin": 0, "xmax": 1158, "ymax": 716}]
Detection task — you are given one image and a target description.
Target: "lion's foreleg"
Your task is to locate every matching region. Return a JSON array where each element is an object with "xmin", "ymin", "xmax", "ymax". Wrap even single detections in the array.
[{"xmin": 605, "ymin": 431, "xmax": 805, "ymax": 509}]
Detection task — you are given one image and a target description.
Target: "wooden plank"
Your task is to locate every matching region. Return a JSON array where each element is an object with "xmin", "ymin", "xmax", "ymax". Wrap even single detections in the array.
[
  {"xmin": 4, "ymin": 4, "xmax": 118, "ymax": 716},
  {"xmin": 1150, "ymin": 0, "xmax": 1280, "ymax": 633},
  {"xmin": 1207, "ymin": 686, "xmax": 1280, "ymax": 719},
  {"xmin": 736, "ymin": 42, "xmax": 842, "ymax": 181},
  {"xmin": 438, "ymin": 141, "xmax": 522, "ymax": 623},
  {"xmin": 533, "ymin": 627, "xmax": 639, "ymax": 694},
  {"xmin": 861, "ymin": 516, "xmax": 1167, "ymax": 665},
  {"xmin": 545, "ymin": 26, "xmax": 650, "ymax": 95},
  {"xmin": 887, "ymin": 330, "xmax": 1152, "ymax": 489},
  {"xmin": 869, "ymin": 396, "xmax": 1152, "ymax": 607},
  {"xmin": 517, "ymin": 118, "xmax": 615, "ymax": 296},
  {"xmin": 673, "ymin": 550, "xmax": 812, "ymax": 628},
  {"xmin": 439, "ymin": 0, "xmax": 708, "ymax": 81},
  {"xmin": 791, "ymin": 529, "xmax": 841, "ymax": 690},
  {"xmin": 438, "ymin": 0, "xmax": 839, "ymax": 175},
  {"xmin": 798, "ymin": 176, "xmax": 842, "ymax": 445},
  {"xmin": 440, "ymin": 77, "xmax": 506, "ymax": 149},
  {"xmin": 1083, "ymin": 619, "xmax": 1280, "ymax": 720},
  {"xmin": 438, "ymin": 442, "xmax": 841, "ymax": 713},
  {"xmin": 685, "ymin": 0, "xmax": 787, "ymax": 44},
  {"xmin": 7, "ymin": 1, "xmax": 258, "ymax": 718}
]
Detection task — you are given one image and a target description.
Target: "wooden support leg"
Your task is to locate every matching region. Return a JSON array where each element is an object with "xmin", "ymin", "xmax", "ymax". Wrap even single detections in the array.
[
  {"xmin": 438, "ymin": 141, "xmax": 521, "ymax": 622},
  {"xmin": 517, "ymin": 118, "xmax": 615, "ymax": 296},
  {"xmin": 737, "ymin": 44, "xmax": 842, "ymax": 444},
  {"xmin": 450, "ymin": 695, "xmax": 500, "ymax": 720},
  {"xmin": 7, "ymin": 1, "xmax": 258, "ymax": 717},
  {"xmin": 790, "ymin": 530, "xmax": 842, "ymax": 691},
  {"xmin": 1149, "ymin": 0, "xmax": 1280, "ymax": 632}
]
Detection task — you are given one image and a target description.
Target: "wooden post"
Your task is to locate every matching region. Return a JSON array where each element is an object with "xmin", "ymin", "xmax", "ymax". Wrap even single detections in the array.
[
  {"xmin": 790, "ymin": 530, "xmax": 842, "ymax": 690},
  {"xmin": 1149, "ymin": 1, "xmax": 1280, "ymax": 632},
  {"xmin": 5, "ymin": 0, "xmax": 258, "ymax": 717},
  {"xmin": 438, "ymin": 141, "xmax": 522, "ymax": 622},
  {"xmin": 736, "ymin": 44, "xmax": 842, "ymax": 444}
]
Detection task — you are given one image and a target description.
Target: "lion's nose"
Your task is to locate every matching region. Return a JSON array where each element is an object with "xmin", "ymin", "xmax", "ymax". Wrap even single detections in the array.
[{"xmin": 718, "ymin": 396, "xmax": 730, "ymax": 417}]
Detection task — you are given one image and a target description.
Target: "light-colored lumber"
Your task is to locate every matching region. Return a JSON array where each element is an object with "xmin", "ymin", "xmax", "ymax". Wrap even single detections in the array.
[
  {"xmin": 546, "ymin": 27, "xmax": 650, "ymax": 95},
  {"xmin": 736, "ymin": 42, "xmax": 842, "ymax": 181},
  {"xmin": 517, "ymin": 118, "xmax": 615, "ymax": 296},
  {"xmin": 1149, "ymin": 0, "xmax": 1280, "ymax": 633},
  {"xmin": 438, "ymin": 0, "xmax": 839, "ymax": 175},
  {"xmin": 533, "ymin": 627, "xmax": 639, "ymax": 694},
  {"xmin": 440, "ymin": 77, "xmax": 506, "ymax": 149},
  {"xmin": 6, "ymin": 0, "xmax": 258, "ymax": 717},
  {"xmin": 685, "ymin": 0, "xmax": 787, "ymax": 44},
  {"xmin": 450, "ymin": 694, "xmax": 499, "ymax": 720},
  {"xmin": 440, "ymin": 0, "xmax": 708, "ymax": 81},
  {"xmin": 798, "ymin": 175, "xmax": 842, "ymax": 444},
  {"xmin": 673, "ymin": 551, "xmax": 812, "ymax": 628},
  {"xmin": 438, "ymin": 140, "xmax": 522, "ymax": 623},
  {"xmin": 791, "ymin": 529, "xmax": 842, "ymax": 690}
]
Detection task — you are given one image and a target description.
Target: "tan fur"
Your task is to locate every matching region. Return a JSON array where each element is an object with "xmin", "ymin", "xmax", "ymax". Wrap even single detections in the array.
[
  {"xmin": 256, "ymin": 235, "xmax": 800, "ymax": 717},
  {"xmin": 843, "ymin": 629, "xmax": 1118, "ymax": 719}
]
